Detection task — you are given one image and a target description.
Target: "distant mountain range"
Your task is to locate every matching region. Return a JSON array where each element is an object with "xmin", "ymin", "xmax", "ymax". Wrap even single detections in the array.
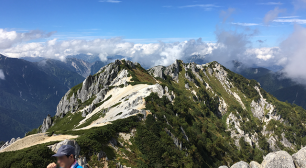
[{"xmin": 0, "ymin": 55, "xmax": 84, "ymax": 141}]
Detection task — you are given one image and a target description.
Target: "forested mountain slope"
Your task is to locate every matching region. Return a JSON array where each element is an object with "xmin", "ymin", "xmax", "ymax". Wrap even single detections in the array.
[{"xmin": 0, "ymin": 55, "xmax": 84, "ymax": 141}]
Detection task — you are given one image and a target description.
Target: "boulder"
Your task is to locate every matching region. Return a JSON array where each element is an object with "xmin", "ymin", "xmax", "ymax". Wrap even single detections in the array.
[
  {"xmin": 219, "ymin": 166, "xmax": 229, "ymax": 168},
  {"xmin": 292, "ymin": 146, "xmax": 306, "ymax": 168},
  {"xmin": 261, "ymin": 151, "xmax": 295, "ymax": 168},
  {"xmin": 250, "ymin": 161, "xmax": 261, "ymax": 168},
  {"xmin": 231, "ymin": 161, "xmax": 250, "ymax": 168}
]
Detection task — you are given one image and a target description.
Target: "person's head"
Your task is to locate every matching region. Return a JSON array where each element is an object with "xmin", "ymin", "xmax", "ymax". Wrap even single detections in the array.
[{"xmin": 52, "ymin": 145, "xmax": 76, "ymax": 168}]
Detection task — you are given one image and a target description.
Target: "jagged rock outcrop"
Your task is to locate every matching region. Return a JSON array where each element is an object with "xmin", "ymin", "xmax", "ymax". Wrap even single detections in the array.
[
  {"xmin": 56, "ymin": 60, "xmax": 129, "ymax": 117},
  {"xmin": 40, "ymin": 114, "xmax": 52, "ymax": 133},
  {"xmin": 292, "ymin": 146, "xmax": 306, "ymax": 168},
  {"xmin": 164, "ymin": 60, "xmax": 181, "ymax": 82},
  {"xmin": 0, "ymin": 137, "xmax": 20, "ymax": 151},
  {"xmin": 148, "ymin": 65, "xmax": 164, "ymax": 79},
  {"xmin": 231, "ymin": 161, "xmax": 250, "ymax": 168}
]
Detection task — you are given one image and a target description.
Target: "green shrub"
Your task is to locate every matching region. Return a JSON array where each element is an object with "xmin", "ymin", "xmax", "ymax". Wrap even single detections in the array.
[{"xmin": 0, "ymin": 141, "xmax": 58, "ymax": 168}]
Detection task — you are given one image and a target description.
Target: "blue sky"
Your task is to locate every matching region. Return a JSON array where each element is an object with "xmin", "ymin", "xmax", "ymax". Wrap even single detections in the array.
[
  {"xmin": 1, "ymin": 0, "xmax": 305, "ymax": 46},
  {"xmin": 2, "ymin": 0, "xmax": 306, "ymax": 84}
]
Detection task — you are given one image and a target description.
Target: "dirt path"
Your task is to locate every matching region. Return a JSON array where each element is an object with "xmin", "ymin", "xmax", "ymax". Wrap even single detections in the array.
[{"xmin": 0, "ymin": 133, "xmax": 78, "ymax": 153}]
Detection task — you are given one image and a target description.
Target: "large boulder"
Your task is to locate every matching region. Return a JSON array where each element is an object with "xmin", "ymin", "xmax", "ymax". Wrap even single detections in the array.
[
  {"xmin": 292, "ymin": 146, "xmax": 306, "ymax": 168},
  {"xmin": 250, "ymin": 161, "xmax": 261, "ymax": 168},
  {"xmin": 231, "ymin": 161, "xmax": 250, "ymax": 168},
  {"xmin": 261, "ymin": 151, "xmax": 295, "ymax": 168}
]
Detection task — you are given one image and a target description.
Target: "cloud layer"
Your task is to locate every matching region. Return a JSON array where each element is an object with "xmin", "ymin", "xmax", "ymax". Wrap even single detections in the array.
[
  {"xmin": 279, "ymin": 24, "xmax": 306, "ymax": 84},
  {"xmin": 1, "ymin": 23, "xmax": 306, "ymax": 85},
  {"xmin": 1, "ymin": 31, "xmax": 281, "ymax": 70},
  {"xmin": 0, "ymin": 29, "xmax": 54, "ymax": 49}
]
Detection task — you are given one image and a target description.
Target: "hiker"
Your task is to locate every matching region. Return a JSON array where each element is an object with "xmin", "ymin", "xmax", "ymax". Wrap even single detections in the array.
[{"xmin": 47, "ymin": 145, "xmax": 83, "ymax": 168}]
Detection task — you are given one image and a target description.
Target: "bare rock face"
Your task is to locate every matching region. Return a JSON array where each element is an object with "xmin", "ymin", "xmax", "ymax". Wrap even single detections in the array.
[
  {"xmin": 219, "ymin": 166, "xmax": 229, "ymax": 168},
  {"xmin": 148, "ymin": 65, "xmax": 164, "ymax": 79},
  {"xmin": 164, "ymin": 60, "xmax": 181, "ymax": 82},
  {"xmin": 40, "ymin": 114, "xmax": 52, "ymax": 133},
  {"xmin": 250, "ymin": 99, "xmax": 265, "ymax": 120},
  {"xmin": 250, "ymin": 161, "xmax": 261, "ymax": 168},
  {"xmin": 261, "ymin": 151, "xmax": 295, "ymax": 168},
  {"xmin": 292, "ymin": 146, "xmax": 306, "ymax": 168},
  {"xmin": 55, "ymin": 60, "xmax": 127, "ymax": 117},
  {"xmin": 230, "ymin": 161, "xmax": 250, "ymax": 168}
]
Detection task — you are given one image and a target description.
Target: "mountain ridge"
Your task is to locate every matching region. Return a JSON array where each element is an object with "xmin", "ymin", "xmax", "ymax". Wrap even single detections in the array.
[{"xmin": 1, "ymin": 59, "xmax": 306, "ymax": 167}]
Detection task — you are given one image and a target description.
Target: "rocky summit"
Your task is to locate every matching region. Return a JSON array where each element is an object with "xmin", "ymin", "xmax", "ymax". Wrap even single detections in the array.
[{"xmin": 2, "ymin": 59, "xmax": 306, "ymax": 168}]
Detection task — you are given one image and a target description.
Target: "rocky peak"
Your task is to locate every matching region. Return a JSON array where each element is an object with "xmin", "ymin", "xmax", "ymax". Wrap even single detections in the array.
[{"xmin": 40, "ymin": 114, "xmax": 52, "ymax": 133}]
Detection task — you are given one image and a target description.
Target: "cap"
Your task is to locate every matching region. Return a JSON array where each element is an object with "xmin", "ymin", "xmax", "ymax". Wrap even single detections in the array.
[{"xmin": 52, "ymin": 145, "xmax": 75, "ymax": 157}]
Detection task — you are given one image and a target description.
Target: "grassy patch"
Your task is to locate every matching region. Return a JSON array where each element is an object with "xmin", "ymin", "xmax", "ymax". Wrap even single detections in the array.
[
  {"xmin": 67, "ymin": 82, "xmax": 83, "ymax": 100},
  {"xmin": 110, "ymin": 102, "xmax": 122, "ymax": 108},
  {"xmin": 94, "ymin": 95, "xmax": 112, "ymax": 107},
  {"xmin": 47, "ymin": 112, "xmax": 85, "ymax": 135},
  {"xmin": 78, "ymin": 96, "xmax": 97, "ymax": 110},
  {"xmin": 76, "ymin": 109, "xmax": 107, "ymax": 129}
]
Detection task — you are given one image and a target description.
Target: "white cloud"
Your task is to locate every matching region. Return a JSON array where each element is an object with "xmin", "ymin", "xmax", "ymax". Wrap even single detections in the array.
[
  {"xmin": 1, "ymin": 37, "xmax": 215, "ymax": 68},
  {"xmin": 220, "ymin": 8, "xmax": 235, "ymax": 23},
  {"xmin": 0, "ymin": 69, "xmax": 4, "ymax": 80},
  {"xmin": 259, "ymin": 2, "xmax": 283, "ymax": 5},
  {"xmin": 99, "ymin": 0, "xmax": 121, "ymax": 3},
  {"xmin": 278, "ymin": 16, "xmax": 299, "ymax": 19},
  {"xmin": 179, "ymin": 4, "xmax": 220, "ymax": 11},
  {"xmin": 0, "ymin": 29, "xmax": 54, "ymax": 49},
  {"xmin": 263, "ymin": 7, "xmax": 286, "ymax": 25},
  {"xmin": 231, "ymin": 22, "xmax": 260, "ymax": 26},
  {"xmin": 273, "ymin": 19, "xmax": 306, "ymax": 24},
  {"xmin": 0, "ymin": 29, "xmax": 285, "ymax": 70},
  {"xmin": 279, "ymin": 24, "xmax": 306, "ymax": 84}
]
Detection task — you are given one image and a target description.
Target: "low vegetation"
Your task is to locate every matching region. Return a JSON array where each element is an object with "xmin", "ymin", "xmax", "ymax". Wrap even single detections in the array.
[{"xmin": 0, "ymin": 141, "xmax": 58, "ymax": 168}]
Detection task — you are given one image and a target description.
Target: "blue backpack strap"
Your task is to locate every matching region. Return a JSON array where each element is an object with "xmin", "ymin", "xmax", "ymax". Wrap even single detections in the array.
[{"xmin": 73, "ymin": 162, "xmax": 83, "ymax": 168}]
